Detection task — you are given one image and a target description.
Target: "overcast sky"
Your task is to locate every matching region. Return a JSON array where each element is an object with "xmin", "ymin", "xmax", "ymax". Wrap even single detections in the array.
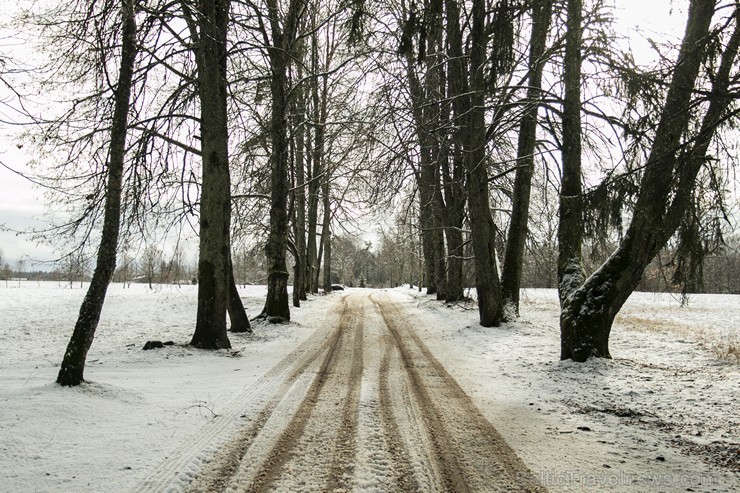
[
  {"xmin": 0, "ymin": 0, "xmax": 688, "ymax": 270},
  {"xmin": 0, "ymin": 144, "xmax": 57, "ymax": 269}
]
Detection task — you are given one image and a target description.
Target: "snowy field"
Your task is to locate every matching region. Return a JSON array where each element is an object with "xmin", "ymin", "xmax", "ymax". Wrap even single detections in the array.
[
  {"xmin": 409, "ymin": 288, "xmax": 739, "ymax": 492},
  {"xmin": 0, "ymin": 282, "xmax": 737, "ymax": 492}
]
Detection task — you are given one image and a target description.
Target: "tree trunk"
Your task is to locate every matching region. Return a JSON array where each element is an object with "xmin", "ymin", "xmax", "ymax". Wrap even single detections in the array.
[
  {"xmin": 305, "ymin": 140, "xmax": 319, "ymax": 293},
  {"xmin": 321, "ymin": 174, "xmax": 332, "ymax": 292},
  {"xmin": 404, "ymin": 57, "xmax": 438, "ymax": 296},
  {"xmin": 556, "ymin": 0, "xmax": 586, "ymax": 311},
  {"xmin": 465, "ymin": 0, "xmax": 504, "ymax": 327},
  {"xmin": 432, "ymin": 197, "xmax": 447, "ymax": 300},
  {"xmin": 304, "ymin": 95, "xmax": 317, "ymax": 294},
  {"xmin": 263, "ymin": 62, "xmax": 292, "ymax": 320},
  {"xmin": 417, "ymin": 154, "xmax": 438, "ymax": 295},
  {"xmin": 401, "ymin": 2, "xmax": 446, "ymax": 298},
  {"xmin": 425, "ymin": 2, "xmax": 447, "ymax": 301},
  {"xmin": 441, "ymin": 145, "xmax": 465, "ymax": 304},
  {"xmin": 263, "ymin": 58, "xmax": 291, "ymax": 319},
  {"xmin": 263, "ymin": 0, "xmax": 306, "ymax": 321},
  {"xmin": 57, "ymin": 0, "xmax": 137, "ymax": 386},
  {"xmin": 288, "ymin": 116, "xmax": 301, "ymax": 309},
  {"xmin": 443, "ymin": 203, "xmax": 465, "ymax": 302},
  {"xmin": 306, "ymin": 21, "xmax": 326, "ymax": 295},
  {"xmin": 190, "ymin": 0, "xmax": 232, "ymax": 349},
  {"xmin": 228, "ymin": 257, "xmax": 251, "ymax": 333},
  {"xmin": 560, "ymin": 0, "xmax": 720, "ymax": 361},
  {"xmin": 442, "ymin": 0, "xmax": 467, "ymax": 303},
  {"xmin": 292, "ymin": 63, "xmax": 308, "ymax": 302},
  {"xmin": 314, "ymin": 225, "xmax": 324, "ymax": 290},
  {"xmin": 501, "ymin": 0, "xmax": 553, "ymax": 315}
]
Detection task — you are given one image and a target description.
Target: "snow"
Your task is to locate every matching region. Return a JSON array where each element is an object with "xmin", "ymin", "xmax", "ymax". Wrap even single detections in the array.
[
  {"xmin": 0, "ymin": 282, "xmax": 737, "ymax": 492},
  {"xmin": 0, "ymin": 282, "xmax": 325, "ymax": 492},
  {"xmin": 396, "ymin": 288, "xmax": 739, "ymax": 492}
]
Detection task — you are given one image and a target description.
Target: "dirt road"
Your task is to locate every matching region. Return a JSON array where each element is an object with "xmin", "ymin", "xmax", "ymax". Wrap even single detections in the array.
[{"xmin": 133, "ymin": 292, "xmax": 545, "ymax": 492}]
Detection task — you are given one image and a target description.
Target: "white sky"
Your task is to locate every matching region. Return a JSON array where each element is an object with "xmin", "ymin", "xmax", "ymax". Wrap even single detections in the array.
[
  {"xmin": 612, "ymin": 0, "xmax": 686, "ymax": 63},
  {"xmin": 0, "ymin": 144, "xmax": 57, "ymax": 268},
  {"xmin": 0, "ymin": 0, "xmax": 690, "ymax": 269}
]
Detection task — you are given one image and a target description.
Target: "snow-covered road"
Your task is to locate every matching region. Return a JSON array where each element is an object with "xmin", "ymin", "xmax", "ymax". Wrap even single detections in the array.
[
  {"xmin": 133, "ymin": 292, "xmax": 544, "ymax": 492},
  {"xmin": 1, "ymin": 283, "xmax": 737, "ymax": 492}
]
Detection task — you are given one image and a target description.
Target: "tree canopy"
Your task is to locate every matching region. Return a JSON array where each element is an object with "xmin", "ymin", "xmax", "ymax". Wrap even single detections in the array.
[{"xmin": 0, "ymin": 0, "xmax": 738, "ymax": 377}]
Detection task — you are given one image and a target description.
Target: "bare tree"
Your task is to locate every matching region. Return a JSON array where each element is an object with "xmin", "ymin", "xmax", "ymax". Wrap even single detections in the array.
[
  {"xmin": 501, "ymin": 0, "xmax": 554, "ymax": 315},
  {"xmin": 141, "ymin": 244, "xmax": 162, "ymax": 289},
  {"xmin": 57, "ymin": 0, "xmax": 138, "ymax": 386},
  {"xmin": 15, "ymin": 257, "xmax": 26, "ymax": 286},
  {"xmin": 463, "ymin": 0, "xmax": 506, "ymax": 326},
  {"xmin": 184, "ymin": 0, "xmax": 233, "ymax": 348},
  {"xmin": 0, "ymin": 249, "xmax": 8, "ymax": 285},
  {"xmin": 115, "ymin": 250, "xmax": 135, "ymax": 287},
  {"xmin": 260, "ymin": 0, "xmax": 307, "ymax": 321},
  {"xmin": 440, "ymin": 0, "xmax": 469, "ymax": 304},
  {"xmin": 557, "ymin": 0, "xmax": 586, "ymax": 309},
  {"xmin": 397, "ymin": 0, "xmax": 449, "ymax": 299}
]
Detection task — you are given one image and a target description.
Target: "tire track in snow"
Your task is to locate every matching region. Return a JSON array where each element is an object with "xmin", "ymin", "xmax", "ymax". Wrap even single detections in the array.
[
  {"xmin": 184, "ymin": 351, "xmax": 325, "ymax": 492},
  {"xmin": 352, "ymin": 308, "xmax": 404, "ymax": 492},
  {"xmin": 128, "ymin": 298, "xmax": 345, "ymax": 493},
  {"xmin": 234, "ymin": 295, "xmax": 364, "ymax": 492},
  {"xmin": 377, "ymin": 326, "xmax": 428, "ymax": 492},
  {"xmin": 375, "ymin": 296, "xmax": 467, "ymax": 491},
  {"xmin": 137, "ymin": 292, "xmax": 546, "ymax": 492},
  {"xmin": 188, "ymin": 297, "xmax": 355, "ymax": 492},
  {"xmin": 371, "ymin": 292, "xmax": 547, "ymax": 492},
  {"xmin": 323, "ymin": 296, "xmax": 365, "ymax": 492}
]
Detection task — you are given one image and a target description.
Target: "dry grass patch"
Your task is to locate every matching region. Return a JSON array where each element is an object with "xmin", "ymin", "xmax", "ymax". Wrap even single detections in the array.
[{"xmin": 616, "ymin": 315, "xmax": 739, "ymax": 363}]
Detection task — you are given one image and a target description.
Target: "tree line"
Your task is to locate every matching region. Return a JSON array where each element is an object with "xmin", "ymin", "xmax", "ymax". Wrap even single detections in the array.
[
  {"xmin": 0, "ymin": 0, "xmax": 737, "ymax": 385},
  {"xmin": 11, "ymin": 234, "xmax": 740, "ymax": 295}
]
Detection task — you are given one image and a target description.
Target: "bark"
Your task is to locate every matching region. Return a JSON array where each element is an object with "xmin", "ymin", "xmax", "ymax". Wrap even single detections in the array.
[
  {"xmin": 418, "ymin": 168, "xmax": 439, "ymax": 295},
  {"xmin": 190, "ymin": 0, "xmax": 232, "ymax": 349},
  {"xmin": 315, "ymin": 227, "xmax": 324, "ymax": 290},
  {"xmin": 400, "ymin": 0, "xmax": 446, "ymax": 297},
  {"xmin": 228, "ymin": 257, "xmax": 251, "ymax": 333},
  {"xmin": 501, "ymin": 0, "xmax": 553, "ymax": 315},
  {"xmin": 305, "ymin": 139, "xmax": 319, "ymax": 293},
  {"xmin": 442, "ymin": 0, "xmax": 467, "ymax": 303},
  {"xmin": 425, "ymin": 0, "xmax": 447, "ymax": 301},
  {"xmin": 405, "ymin": 60, "xmax": 438, "ymax": 295},
  {"xmin": 306, "ymin": 23, "xmax": 326, "ymax": 294},
  {"xmin": 442, "ymin": 178, "xmax": 465, "ymax": 302},
  {"xmin": 465, "ymin": 0, "xmax": 504, "ymax": 327},
  {"xmin": 292, "ymin": 63, "xmax": 308, "ymax": 303},
  {"xmin": 418, "ymin": 179, "xmax": 437, "ymax": 295},
  {"xmin": 57, "ymin": 0, "xmax": 137, "ymax": 386},
  {"xmin": 404, "ymin": 52, "xmax": 446, "ymax": 296},
  {"xmin": 292, "ymin": 260, "xmax": 301, "ymax": 306},
  {"xmin": 321, "ymin": 174, "xmax": 332, "ymax": 292},
  {"xmin": 556, "ymin": 0, "xmax": 586, "ymax": 309},
  {"xmin": 263, "ymin": 0, "xmax": 306, "ymax": 321},
  {"xmin": 304, "ymin": 84, "xmax": 317, "ymax": 294},
  {"xmin": 288, "ymin": 113, "xmax": 301, "ymax": 309},
  {"xmin": 432, "ymin": 178, "xmax": 448, "ymax": 301},
  {"xmin": 560, "ymin": 0, "xmax": 722, "ymax": 361}
]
